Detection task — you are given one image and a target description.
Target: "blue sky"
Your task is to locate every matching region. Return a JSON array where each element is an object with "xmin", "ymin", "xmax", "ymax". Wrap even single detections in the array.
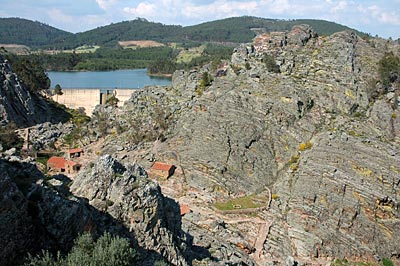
[{"xmin": 0, "ymin": 0, "xmax": 399, "ymax": 38}]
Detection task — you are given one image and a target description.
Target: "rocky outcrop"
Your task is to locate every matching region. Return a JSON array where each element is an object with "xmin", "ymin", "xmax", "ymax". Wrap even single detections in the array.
[
  {"xmin": 0, "ymin": 155, "xmax": 189, "ymax": 266},
  {"xmin": 106, "ymin": 25, "xmax": 400, "ymax": 264},
  {"xmin": 70, "ymin": 155, "xmax": 188, "ymax": 265},
  {"xmin": 0, "ymin": 55, "xmax": 70, "ymax": 127},
  {"xmin": 25, "ymin": 122, "xmax": 74, "ymax": 150}
]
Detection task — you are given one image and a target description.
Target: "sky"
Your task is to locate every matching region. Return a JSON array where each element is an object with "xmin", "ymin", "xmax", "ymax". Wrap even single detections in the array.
[{"xmin": 0, "ymin": 0, "xmax": 399, "ymax": 39}]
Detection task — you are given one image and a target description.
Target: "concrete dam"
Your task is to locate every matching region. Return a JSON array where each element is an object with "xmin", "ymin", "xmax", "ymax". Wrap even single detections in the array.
[{"xmin": 52, "ymin": 88, "xmax": 136, "ymax": 116}]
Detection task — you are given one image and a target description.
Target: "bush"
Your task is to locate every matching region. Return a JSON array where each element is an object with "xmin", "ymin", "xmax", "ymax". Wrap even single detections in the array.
[
  {"xmin": 382, "ymin": 258, "xmax": 394, "ymax": 266},
  {"xmin": 25, "ymin": 232, "xmax": 136, "ymax": 266},
  {"xmin": 299, "ymin": 141, "xmax": 312, "ymax": 151},
  {"xmin": 0, "ymin": 122, "xmax": 23, "ymax": 150},
  {"xmin": 196, "ymin": 71, "xmax": 212, "ymax": 96},
  {"xmin": 378, "ymin": 52, "xmax": 400, "ymax": 89},
  {"xmin": 263, "ymin": 54, "xmax": 280, "ymax": 73}
]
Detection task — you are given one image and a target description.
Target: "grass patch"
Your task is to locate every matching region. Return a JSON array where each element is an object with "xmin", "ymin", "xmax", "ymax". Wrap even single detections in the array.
[{"xmin": 214, "ymin": 194, "xmax": 268, "ymax": 211}]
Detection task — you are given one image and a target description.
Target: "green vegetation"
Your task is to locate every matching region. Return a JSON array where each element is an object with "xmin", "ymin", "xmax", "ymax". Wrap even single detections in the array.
[
  {"xmin": 4, "ymin": 53, "xmax": 50, "ymax": 92},
  {"xmin": 331, "ymin": 258, "xmax": 395, "ymax": 266},
  {"xmin": 25, "ymin": 232, "xmax": 136, "ymax": 266},
  {"xmin": 382, "ymin": 258, "xmax": 394, "ymax": 266},
  {"xmin": 2, "ymin": 16, "xmax": 365, "ymax": 50},
  {"xmin": 148, "ymin": 59, "xmax": 176, "ymax": 75},
  {"xmin": 263, "ymin": 54, "xmax": 280, "ymax": 73},
  {"xmin": 54, "ymin": 84, "xmax": 63, "ymax": 95},
  {"xmin": 196, "ymin": 72, "xmax": 212, "ymax": 96},
  {"xmin": 214, "ymin": 194, "xmax": 268, "ymax": 211},
  {"xmin": 0, "ymin": 18, "xmax": 72, "ymax": 48},
  {"xmin": 0, "ymin": 122, "xmax": 23, "ymax": 150},
  {"xmin": 378, "ymin": 52, "xmax": 400, "ymax": 89}
]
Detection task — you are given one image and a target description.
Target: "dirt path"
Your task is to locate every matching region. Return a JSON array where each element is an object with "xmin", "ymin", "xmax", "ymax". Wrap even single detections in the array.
[{"xmin": 252, "ymin": 220, "xmax": 274, "ymax": 265}]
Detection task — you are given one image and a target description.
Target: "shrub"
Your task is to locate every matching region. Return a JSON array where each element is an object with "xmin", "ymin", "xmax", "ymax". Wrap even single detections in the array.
[
  {"xmin": 382, "ymin": 258, "xmax": 394, "ymax": 266},
  {"xmin": 54, "ymin": 84, "xmax": 63, "ymax": 95},
  {"xmin": 263, "ymin": 54, "xmax": 280, "ymax": 73},
  {"xmin": 196, "ymin": 71, "xmax": 212, "ymax": 96},
  {"xmin": 378, "ymin": 52, "xmax": 400, "ymax": 89},
  {"xmin": 0, "ymin": 122, "xmax": 23, "ymax": 150},
  {"xmin": 299, "ymin": 141, "xmax": 312, "ymax": 151},
  {"xmin": 25, "ymin": 232, "xmax": 136, "ymax": 266},
  {"xmin": 290, "ymin": 164, "xmax": 299, "ymax": 171}
]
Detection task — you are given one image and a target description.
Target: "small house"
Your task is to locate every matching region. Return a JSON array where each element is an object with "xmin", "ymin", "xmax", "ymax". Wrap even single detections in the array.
[
  {"xmin": 180, "ymin": 204, "xmax": 191, "ymax": 216},
  {"xmin": 47, "ymin": 156, "xmax": 81, "ymax": 174},
  {"xmin": 68, "ymin": 148, "xmax": 84, "ymax": 158},
  {"xmin": 150, "ymin": 162, "xmax": 176, "ymax": 179}
]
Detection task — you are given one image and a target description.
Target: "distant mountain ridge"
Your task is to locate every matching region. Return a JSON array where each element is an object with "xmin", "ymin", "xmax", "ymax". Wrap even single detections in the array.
[
  {"xmin": 0, "ymin": 18, "xmax": 73, "ymax": 48},
  {"xmin": 0, "ymin": 16, "xmax": 367, "ymax": 49}
]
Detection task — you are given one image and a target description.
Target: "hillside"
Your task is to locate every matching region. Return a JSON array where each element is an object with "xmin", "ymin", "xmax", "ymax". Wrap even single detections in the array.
[
  {"xmin": 80, "ymin": 25, "xmax": 399, "ymax": 265},
  {"xmin": 58, "ymin": 18, "xmax": 183, "ymax": 49},
  {"xmin": 58, "ymin": 16, "xmax": 367, "ymax": 49},
  {"xmin": 0, "ymin": 16, "xmax": 367, "ymax": 50},
  {"xmin": 0, "ymin": 18, "xmax": 73, "ymax": 48},
  {"xmin": 181, "ymin": 16, "xmax": 366, "ymax": 43}
]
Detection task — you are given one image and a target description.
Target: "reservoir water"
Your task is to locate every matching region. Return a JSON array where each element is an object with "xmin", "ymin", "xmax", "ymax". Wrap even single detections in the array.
[{"xmin": 47, "ymin": 69, "xmax": 171, "ymax": 89}]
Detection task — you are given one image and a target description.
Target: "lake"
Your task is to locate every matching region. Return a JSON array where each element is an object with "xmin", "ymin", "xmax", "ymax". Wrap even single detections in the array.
[{"xmin": 47, "ymin": 69, "xmax": 172, "ymax": 89}]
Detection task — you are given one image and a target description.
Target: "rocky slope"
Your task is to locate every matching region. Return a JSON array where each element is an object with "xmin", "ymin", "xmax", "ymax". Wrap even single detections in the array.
[
  {"xmin": 0, "ymin": 154, "xmax": 189, "ymax": 266},
  {"xmin": 0, "ymin": 55, "xmax": 69, "ymax": 127},
  {"xmin": 92, "ymin": 25, "xmax": 399, "ymax": 264}
]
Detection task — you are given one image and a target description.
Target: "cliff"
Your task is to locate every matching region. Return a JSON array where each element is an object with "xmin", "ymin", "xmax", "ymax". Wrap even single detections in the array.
[
  {"xmin": 0, "ymin": 155, "xmax": 188, "ymax": 265},
  {"xmin": 91, "ymin": 25, "xmax": 399, "ymax": 264},
  {"xmin": 0, "ymin": 55, "xmax": 70, "ymax": 127}
]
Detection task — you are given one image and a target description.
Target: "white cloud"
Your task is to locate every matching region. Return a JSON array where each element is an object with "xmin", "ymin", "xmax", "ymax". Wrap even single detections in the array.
[
  {"xmin": 96, "ymin": 0, "xmax": 118, "ymax": 10},
  {"xmin": 182, "ymin": 0, "xmax": 258, "ymax": 20},
  {"xmin": 123, "ymin": 3, "xmax": 157, "ymax": 17},
  {"xmin": 259, "ymin": 0, "xmax": 291, "ymax": 14},
  {"xmin": 47, "ymin": 9, "xmax": 75, "ymax": 24}
]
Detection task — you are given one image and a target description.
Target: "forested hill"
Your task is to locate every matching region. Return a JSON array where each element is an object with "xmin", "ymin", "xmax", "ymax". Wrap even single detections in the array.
[
  {"xmin": 0, "ymin": 18, "xmax": 73, "ymax": 48},
  {"xmin": 59, "ymin": 18, "xmax": 183, "ymax": 49},
  {"xmin": 60, "ymin": 16, "xmax": 366, "ymax": 48},
  {"xmin": 181, "ymin": 16, "xmax": 366, "ymax": 43},
  {"xmin": 0, "ymin": 16, "xmax": 367, "ymax": 49}
]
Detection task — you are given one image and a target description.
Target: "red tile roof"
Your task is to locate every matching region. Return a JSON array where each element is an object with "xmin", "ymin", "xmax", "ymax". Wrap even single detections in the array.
[
  {"xmin": 69, "ymin": 148, "xmax": 83, "ymax": 154},
  {"xmin": 151, "ymin": 162, "xmax": 174, "ymax": 171},
  {"xmin": 180, "ymin": 204, "xmax": 191, "ymax": 216},
  {"xmin": 65, "ymin": 160, "xmax": 79, "ymax": 167},
  {"xmin": 47, "ymin": 156, "xmax": 66, "ymax": 169}
]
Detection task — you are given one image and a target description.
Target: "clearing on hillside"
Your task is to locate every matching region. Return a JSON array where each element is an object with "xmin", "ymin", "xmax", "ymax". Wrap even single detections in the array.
[{"xmin": 118, "ymin": 40, "xmax": 165, "ymax": 49}]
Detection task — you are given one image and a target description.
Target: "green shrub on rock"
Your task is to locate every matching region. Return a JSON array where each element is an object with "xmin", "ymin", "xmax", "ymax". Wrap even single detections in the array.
[
  {"xmin": 25, "ymin": 232, "xmax": 136, "ymax": 266},
  {"xmin": 263, "ymin": 54, "xmax": 280, "ymax": 73}
]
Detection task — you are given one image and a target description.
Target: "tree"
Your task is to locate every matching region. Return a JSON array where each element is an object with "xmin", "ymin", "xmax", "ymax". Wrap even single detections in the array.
[
  {"xmin": 263, "ymin": 54, "xmax": 280, "ymax": 73},
  {"xmin": 54, "ymin": 84, "xmax": 63, "ymax": 95},
  {"xmin": 378, "ymin": 52, "xmax": 400, "ymax": 89}
]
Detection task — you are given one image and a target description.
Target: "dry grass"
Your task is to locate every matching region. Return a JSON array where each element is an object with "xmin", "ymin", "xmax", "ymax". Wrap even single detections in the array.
[{"xmin": 118, "ymin": 40, "xmax": 164, "ymax": 48}]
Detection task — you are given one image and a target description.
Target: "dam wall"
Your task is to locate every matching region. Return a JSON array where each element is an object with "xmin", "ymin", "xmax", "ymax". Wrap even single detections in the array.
[
  {"xmin": 114, "ymin": 89, "xmax": 136, "ymax": 107},
  {"xmin": 52, "ymin": 88, "xmax": 136, "ymax": 116}
]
